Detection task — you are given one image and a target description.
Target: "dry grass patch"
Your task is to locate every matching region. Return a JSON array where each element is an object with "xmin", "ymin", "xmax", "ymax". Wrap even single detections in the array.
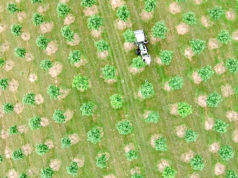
[
  {"xmin": 22, "ymin": 144, "xmax": 33, "ymax": 156},
  {"xmin": 110, "ymin": 0, "xmax": 125, "ymax": 10},
  {"xmin": 214, "ymin": 62, "xmax": 227, "ymax": 74},
  {"xmin": 50, "ymin": 159, "xmax": 61, "ymax": 171},
  {"xmin": 140, "ymin": 10, "xmax": 153, "ymax": 21},
  {"xmin": 14, "ymin": 103, "xmax": 24, "ymax": 114},
  {"xmin": 8, "ymin": 169, "xmax": 18, "ymax": 178},
  {"xmin": 226, "ymin": 10, "xmax": 236, "ymax": 20},
  {"xmin": 205, "ymin": 118, "xmax": 214, "ymax": 130},
  {"xmin": 38, "ymin": 4, "xmax": 49, "ymax": 13},
  {"xmin": 226, "ymin": 111, "xmax": 238, "ymax": 122},
  {"xmin": 64, "ymin": 109, "xmax": 74, "ymax": 122},
  {"xmin": 29, "ymin": 73, "xmax": 37, "ymax": 83},
  {"xmin": 192, "ymin": 72, "xmax": 202, "ymax": 84},
  {"xmin": 208, "ymin": 38, "xmax": 220, "ymax": 50},
  {"xmin": 124, "ymin": 143, "xmax": 135, "ymax": 153},
  {"xmin": 201, "ymin": 15, "xmax": 212, "ymax": 28},
  {"xmin": 232, "ymin": 30, "xmax": 238, "ymax": 41},
  {"xmin": 104, "ymin": 175, "xmax": 116, "ymax": 178},
  {"xmin": 98, "ymin": 51, "xmax": 109, "ymax": 59},
  {"xmin": 129, "ymin": 66, "xmax": 144, "ymax": 75},
  {"xmin": 197, "ymin": 95, "xmax": 207, "ymax": 107},
  {"xmin": 209, "ymin": 142, "xmax": 220, "ymax": 153},
  {"xmin": 176, "ymin": 125, "xmax": 187, "ymax": 138},
  {"xmin": 176, "ymin": 23, "xmax": 190, "ymax": 35},
  {"xmin": 84, "ymin": 5, "xmax": 98, "ymax": 16},
  {"xmin": 4, "ymin": 60, "xmax": 15, "ymax": 72},
  {"xmin": 1, "ymin": 129, "xmax": 9, "ymax": 140},
  {"xmin": 64, "ymin": 14, "xmax": 75, "ymax": 25},
  {"xmin": 9, "ymin": 79, "xmax": 19, "ymax": 92},
  {"xmin": 69, "ymin": 134, "xmax": 80, "ymax": 145},
  {"xmin": 40, "ymin": 22, "xmax": 54, "ymax": 34},
  {"xmin": 18, "ymin": 125, "xmax": 28, "ymax": 133},
  {"xmin": 25, "ymin": 52, "xmax": 34, "ymax": 62},
  {"xmin": 45, "ymin": 41, "xmax": 58, "ymax": 55},
  {"xmin": 194, "ymin": 0, "xmax": 202, "ymax": 5},
  {"xmin": 73, "ymin": 158, "xmax": 85, "ymax": 168},
  {"xmin": 17, "ymin": 11, "xmax": 26, "ymax": 22},
  {"xmin": 169, "ymin": 2, "xmax": 181, "ymax": 15},
  {"xmin": 21, "ymin": 32, "xmax": 31, "ymax": 41},
  {"xmin": 184, "ymin": 47, "xmax": 195, "ymax": 61},
  {"xmin": 49, "ymin": 62, "xmax": 63, "ymax": 78},
  {"xmin": 170, "ymin": 104, "xmax": 179, "ymax": 116},
  {"xmin": 45, "ymin": 140, "xmax": 54, "ymax": 149},
  {"xmin": 91, "ymin": 27, "xmax": 102, "ymax": 38},
  {"xmin": 221, "ymin": 85, "xmax": 234, "ymax": 97},
  {"xmin": 164, "ymin": 81, "xmax": 171, "ymax": 92},
  {"xmin": 40, "ymin": 117, "xmax": 49, "ymax": 127},
  {"xmin": 58, "ymin": 88, "xmax": 71, "ymax": 101},
  {"xmin": 214, "ymin": 163, "xmax": 225, "ymax": 176},
  {"xmin": 181, "ymin": 150, "xmax": 194, "ymax": 163},
  {"xmin": 130, "ymin": 167, "xmax": 141, "ymax": 175},
  {"xmin": 150, "ymin": 134, "xmax": 160, "ymax": 148},
  {"xmin": 190, "ymin": 173, "xmax": 200, "ymax": 178},
  {"xmin": 124, "ymin": 42, "xmax": 135, "ymax": 51},
  {"xmin": 115, "ymin": 19, "xmax": 132, "ymax": 30},
  {"xmin": 232, "ymin": 130, "xmax": 238, "ymax": 143},
  {"xmin": 0, "ymin": 41, "xmax": 10, "ymax": 53},
  {"xmin": 67, "ymin": 33, "xmax": 80, "ymax": 46},
  {"xmin": 157, "ymin": 159, "xmax": 169, "ymax": 173},
  {"xmin": 4, "ymin": 147, "xmax": 11, "ymax": 159},
  {"xmin": 0, "ymin": 24, "xmax": 7, "ymax": 33},
  {"xmin": 74, "ymin": 59, "xmax": 88, "ymax": 68}
]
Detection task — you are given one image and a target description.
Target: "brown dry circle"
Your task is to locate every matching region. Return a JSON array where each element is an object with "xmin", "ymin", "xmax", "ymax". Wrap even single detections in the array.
[
  {"xmin": 169, "ymin": 2, "xmax": 181, "ymax": 15},
  {"xmin": 84, "ymin": 5, "xmax": 98, "ymax": 16}
]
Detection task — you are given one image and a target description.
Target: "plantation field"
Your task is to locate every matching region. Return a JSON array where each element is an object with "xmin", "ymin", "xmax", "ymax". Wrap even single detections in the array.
[{"xmin": 0, "ymin": 0, "xmax": 238, "ymax": 177}]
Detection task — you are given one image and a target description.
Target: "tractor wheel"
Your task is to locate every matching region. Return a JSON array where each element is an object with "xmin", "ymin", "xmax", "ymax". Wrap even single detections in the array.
[{"xmin": 136, "ymin": 49, "xmax": 140, "ymax": 55}]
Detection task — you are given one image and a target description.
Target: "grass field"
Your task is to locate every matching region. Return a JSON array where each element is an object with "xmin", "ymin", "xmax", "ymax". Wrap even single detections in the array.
[{"xmin": 0, "ymin": 0, "xmax": 238, "ymax": 177}]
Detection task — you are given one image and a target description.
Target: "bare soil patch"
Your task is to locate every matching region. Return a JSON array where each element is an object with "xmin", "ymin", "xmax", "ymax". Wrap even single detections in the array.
[
  {"xmin": 176, "ymin": 125, "xmax": 187, "ymax": 138},
  {"xmin": 14, "ymin": 103, "xmax": 24, "ymax": 114},
  {"xmin": 8, "ymin": 169, "xmax": 18, "ymax": 178},
  {"xmin": 5, "ymin": 147, "xmax": 11, "ymax": 159},
  {"xmin": 156, "ymin": 57, "xmax": 163, "ymax": 65},
  {"xmin": 150, "ymin": 35, "xmax": 161, "ymax": 45},
  {"xmin": 197, "ymin": 95, "xmax": 207, "ymax": 107},
  {"xmin": 22, "ymin": 144, "xmax": 33, "ymax": 156},
  {"xmin": 45, "ymin": 41, "xmax": 58, "ymax": 55},
  {"xmin": 201, "ymin": 15, "xmax": 212, "ymax": 28},
  {"xmin": 0, "ymin": 6, "xmax": 3, "ymax": 13},
  {"xmin": 226, "ymin": 111, "xmax": 238, "ymax": 122},
  {"xmin": 209, "ymin": 142, "xmax": 220, "ymax": 153},
  {"xmin": 64, "ymin": 14, "xmax": 75, "ymax": 25},
  {"xmin": 150, "ymin": 134, "xmax": 160, "ymax": 148},
  {"xmin": 64, "ymin": 109, "xmax": 74, "ymax": 122},
  {"xmin": 50, "ymin": 159, "xmax": 61, "ymax": 171},
  {"xmin": 49, "ymin": 62, "xmax": 63, "ymax": 78},
  {"xmin": 181, "ymin": 150, "xmax": 194, "ymax": 163},
  {"xmin": 25, "ymin": 52, "xmax": 34, "ymax": 62},
  {"xmin": 138, "ymin": 90, "xmax": 143, "ymax": 99},
  {"xmin": 194, "ymin": 0, "xmax": 202, "ymax": 5},
  {"xmin": 140, "ymin": 10, "xmax": 153, "ymax": 21},
  {"xmin": 208, "ymin": 38, "xmax": 220, "ymax": 50},
  {"xmin": 28, "ymin": 168, "xmax": 37, "ymax": 177},
  {"xmin": 214, "ymin": 62, "xmax": 227, "ymax": 74},
  {"xmin": 214, "ymin": 163, "xmax": 225, "ymax": 176},
  {"xmin": 0, "ymin": 41, "xmax": 10, "ymax": 53},
  {"xmin": 104, "ymin": 175, "xmax": 116, "ymax": 178},
  {"xmin": 192, "ymin": 72, "xmax": 202, "ymax": 84},
  {"xmin": 164, "ymin": 82, "xmax": 171, "ymax": 92},
  {"xmin": 17, "ymin": 11, "xmax": 26, "ymax": 22},
  {"xmin": 98, "ymin": 51, "xmax": 108, "ymax": 59},
  {"xmin": 74, "ymin": 59, "xmax": 88, "ymax": 68},
  {"xmin": 143, "ymin": 111, "xmax": 151, "ymax": 120},
  {"xmin": 232, "ymin": 30, "xmax": 238, "ymax": 41},
  {"xmin": 226, "ymin": 10, "xmax": 236, "ymax": 20},
  {"xmin": 124, "ymin": 143, "xmax": 135, "ymax": 153},
  {"xmin": 18, "ymin": 125, "xmax": 28, "ymax": 133},
  {"xmin": 221, "ymin": 85, "xmax": 234, "ymax": 97},
  {"xmin": 169, "ymin": 2, "xmax": 181, "ymax": 15},
  {"xmin": 124, "ymin": 42, "xmax": 135, "ymax": 51},
  {"xmin": 205, "ymin": 118, "xmax": 214, "ymax": 130},
  {"xmin": 9, "ymin": 79, "xmax": 19, "ymax": 93},
  {"xmin": 0, "ymin": 24, "xmax": 7, "ymax": 33},
  {"xmin": 40, "ymin": 22, "xmax": 54, "ymax": 34},
  {"xmin": 91, "ymin": 27, "xmax": 102, "ymax": 38},
  {"xmin": 184, "ymin": 47, "xmax": 195, "ymax": 61},
  {"xmin": 60, "ymin": 0, "xmax": 69, "ymax": 2},
  {"xmin": 35, "ymin": 94, "xmax": 44, "ymax": 105},
  {"xmin": 21, "ymin": 32, "xmax": 30, "ymax": 41},
  {"xmin": 29, "ymin": 73, "xmax": 37, "ymax": 83},
  {"xmin": 69, "ymin": 134, "xmax": 80, "ymax": 145},
  {"xmin": 190, "ymin": 173, "xmax": 200, "ymax": 178},
  {"xmin": 40, "ymin": 117, "xmax": 49, "ymax": 127},
  {"xmin": 84, "ymin": 5, "xmax": 98, "ymax": 16},
  {"xmin": 157, "ymin": 159, "xmax": 169, "ymax": 173},
  {"xmin": 130, "ymin": 167, "xmax": 141, "ymax": 175},
  {"xmin": 45, "ymin": 140, "xmax": 54, "ymax": 149},
  {"xmin": 67, "ymin": 33, "xmax": 80, "ymax": 46},
  {"xmin": 4, "ymin": 60, "xmax": 15, "ymax": 72},
  {"xmin": 1, "ymin": 129, "xmax": 9, "ymax": 139},
  {"xmin": 37, "ymin": 4, "xmax": 49, "ymax": 13},
  {"xmin": 73, "ymin": 158, "xmax": 85, "ymax": 168},
  {"xmin": 129, "ymin": 66, "xmax": 144, "ymax": 75},
  {"xmin": 232, "ymin": 130, "xmax": 238, "ymax": 143},
  {"xmin": 176, "ymin": 23, "xmax": 189, "ymax": 35},
  {"xmin": 110, "ymin": 0, "xmax": 125, "ymax": 10},
  {"xmin": 170, "ymin": 104, "xmax": 179, "ymax": 116},
  {"xmin": 58, "ymin": 88, "xmax": 71, "ymax": 101},
  {"xmin": 116, "ymin": 20, "xmax": 132, "ymax": 31},
  {"xmin": 105, "ymin": 79, "xmax": 117, "ymax": 84}
]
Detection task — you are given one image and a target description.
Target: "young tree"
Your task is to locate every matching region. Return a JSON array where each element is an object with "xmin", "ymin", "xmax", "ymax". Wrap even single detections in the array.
[
  {"xmin": 234, "ymin": 85, "xmax": 238, "ymax": 95},
  {"xmin": 32, "ymin": 13, "xmax": 44, "ymax": 26},
  {"xmin": 0, "ymin": 155, "xmax": 3, "ymax": 163},
  {"xmin": 132, "ymin": 56, "xmax": 147, "ymax": 69},
  {"xmin": 217, "ymin": 30, "xmax": 232, "ymax": 44},
  {"xmin": 19, "ymin": 173, "xmax": 28, "ymax": 178},
  {"xmin": 206, "ymin": 92, "xmax": 222, "ymax": 107},
  {"xmin": 208, "ymin": 6, "xmax": 224, "ymax": 21},
  {"xmin": 162, "ymin": 167, "xmax": 177, "ymax": 178},
  {"xmin": 15, "ymin": 48, "xmax": 26, "ymax": 58},
  {"xmin": 102, "ymin": 65, "xmax": 116, "ymax": 80},
  {"xmin": 31, "ymin": 0, "xmax": 43, "ymax": 3},
  {"xmin": 41, "ymin": 167, "xmax": 54, "ymax": 178},
  {"xmin": 189, "ymin": 39, "xmax": 206, "ymax": 55},
  {"xmin": 96, "ymin": 154, "xmax": 107, "ymax": 168},
  {"xmin": 198, "ymin": 66, "xmax": 214, "ymax": 81},
  {"xmin": 152, "ymin": 21, "xmax": 168, "ymax": 39},
  {"xmin": 131, "ymin": 173, "xmax": 144, "ymax": 178},
  {"xmin": 110, "ymin": 94, "xmax": 123, "ymax": 109},
  {"xmin": 0, "ymin": 78, "xmax": 8, "ymax": 90},
  {"xmin": 72, "ymin": 74, "xmax": 90, "ymax": 91},
  {"xmin": 184, "ymin": 129, "xmax": 198, "ymax": 143},
  {"xmin": 61, "ymin": 136, "xmax": 71, "ymax": 148},
  {"xmin": 177, "ymin": 102, "xmax": 192, "ymax": 118},
  {"xmin": 116, "ymin": 120, "xmax": 132, "ymax": 135},
  {"xmin": 47, "ymin": 85, "xmax": 61, "ymax": 100},
  {"xmin": 87, "ymin": 15, "xmax": 103, "ymax": 30},
  {"xmin": 95, "ymin": 40, "xmax": 109, "ymax": 52},
  {"xmin": 29, "ymin": 116, "xmax": 42, "ymax": 131},
  {"xmin": 3, "ymin": 103, "xmax": 14, "ymax": 113},
  {"xmin": 66, "ymin": 162, "xmax": 79, "ymax": 176},
  {"xmin": 125, "ymin": 150, "xmax": 138, "ymax": 161},
  {"xmin": 116, "ymin": 5, "xmax": 131, "ymax": 21},
  {"xmin": 140, "ymin": 82, "xmax": 154, "ymax": 99},
  {"xmin": 36, "ymin": 36, "xmax": 50, "ymax": 50},
  {"xmin": 145, "ymin": 111, "xmax": 160, "ymax": 123},
  {"xmin": 87, "ymin": 127, "xmax": 102, "ymax": 144},
  {"xmin": 0, "ymin": 58, "xmax": 5, "ymax": 67},
  {"xmin": 213, "ymin": 119, "xmax": 229, "ymax": 134},
  {"xmin": 190, "ymin": 155, "xmax": 204, "ymax": 171},
  {"xmin": 7, "ymin": 3, "xmax": 19, "ymax": 14},
  {"xmin": 168, "ymin": 76, "xmax": 183, "ymax": 90},
  {"xmin": 144, "ymin": 0, "xmax": 157, "ymax": 12},
  {"xmin": 123, "ymin": 29, "xmax": 136, "ymax": 43},
  {"xmin": 12, "ymin": 148, "xmax": 24, "ymax": 160},
  {"xmin": 218, "ymin": 145, "xmax": 234, "ymax": 161},
  {"xmin": 154, "ymin": 137, "xmax": 167, "ymax": 151},
  {"xmin": 159, "ymin": 50, "xmax": 174, "ymax": 66},
  {"xmin": 57, "ymin": 3, "xmax": 71, "ymax": 17},
  {"xmin": 40, "ymin": 60, "xmax": 53, "ymax": 71},
  {"xmin": 183, "ymin": 11, "xmax": 196, "ymax": 25},
  {"xmin": 226, "ymin": 170, "xmax": 238, "ymax": 178},
  {"xmin": 81, "ymin": 0, "xmax": 97, "ymax": 8},
  {"xmin": 11, "ymin": 24, "xmax": 22, "ymax": 36},
  {"xmin": 53, "ymin": 109, "xmax": 66, "ymax": 123},
  {"xmin": 68, "ymin": 50, "xmax": 81, "ymax": 64},
  {"xmin": 61, "ymin": 26, "xmax": 74, "ymax": 42},
  {"xmin": 8, "ymin": 125, "xmax": 19, "ymax": 135},
  {"xmin": 80, "ymin": 102, "xmax": 95, "ymax": 116},
  {"xmin": 226, "ymin": 58, "xmax": 238, "ymax": 73},
  {"xmin": 35, "ymin": 143, "xmax": 50, "ymax": 156},
  {"xmin": 22, "ymin": 92, "xmax": 35, "ymax": 105}
]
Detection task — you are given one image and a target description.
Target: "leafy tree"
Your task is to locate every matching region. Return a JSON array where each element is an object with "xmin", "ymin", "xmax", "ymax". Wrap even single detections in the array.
[
  {"xmin": 11, "ymin": 24, "xmax": 22, "ymax": 36},
  {"xmin": 110, "ymin": 94, "xmax": 123, "ymax": 109},
  {"xmin": 40, "ymin": 60, "xmax": 52, "ymax": 71},
  {"xmin": 19, "ymin": 173, "xmax": 28, "ymax": 178},
  {"xmin": 96, "ymin": 154, "xmax": 107, "ymax": 168},
  {"xmin": 176, "ymin": 0, "xmax": 187, "ymax": 2},
  {"xmin": 226, "ymin": 58, "xmax": 238, "ymax": 73},
  {"xmin": 61, "ymin": 136, "xmax": 71, "ymax": 148},
  {"xmin": 234, "ymin": 85, "xmax": 238, "ymax": 95},
  {"xmin": 0, "ymin": 78, "xmax": 8, "ymax": 90},
  {"xmin": 125, "ymin": 150, "xmax": 138, "ymax": 161},
  {"xmin": 29, "ymin": 116, "xmax": 42, "ymax": 131},
  {"xmin": 7, "ymin": 3, "xmax": 19, "ymax": 14},
  {"xmin": 131, "ymin": 173, "xmax": 144, "ymax": 178},
  {"xmin": 184, "ymin": 129, "xmax": 198, "ymax": 143},
  {"xmin": 15, "ymin": 48, "xmax": 26, "ymax": 58},
  {"xmin": 22, "ymin": 92, "xmax": 35, "ymax": 105},
  {"xmin": 80, "ymin": 102, "xmax": 95, "ymax": 116},
  {"xmin": 116, "ymin": 5, "xmax": 130, "ymax": 21},
  {"xmin": 41, "ymin": 167, "xmax": 54, "ymax": 178},
  {"xmin": 217, "ymin": 30, "xmax": 232, "ymax": 44},
  {"xmin": 177, "ymin": 102, "xmax": 192, "ymax": 118},
  {"xmin": 87, "ymin": 15, "xmax": 103, "ymax": 30},
  {"xmin": 213, "ymin": 119, "xmax": 229, "ymax": 134},
  {"xmin": 168, "ymin": 76, "xmax": 183, "ymax": 90},
  {"xmin": 226, "ymin": 170, "xmax": 238, "ymax": 178},
  {"xmin": 95, "ymin": 40, "xmax": 109, "ymax": 52},
  {"xmin": 68, "ymin": 50, "xmax": 81, "ymax": 64},
  {"xmin": 159, "ymin": 50, "xmax": 174, "ymax": 66},
  {"xmin": 3, "ymin": 103, "xmax": 14, "ymax": 113},
  {"xmin": 72, "ymin": 74, "xmax": 90, "ymax": 91},
  {"xmin": 183, "ymin": 11, "xmax": 196, "ymax": 25},
  {"xmin": 81, "ymin": 0, "xmax": 97, "ymax": 8},
  {"xmin": 206, "ymin": 92, "xmax": 222, "ymax": 107},
  {"xmin": 47, "ymin": 85, "xmax": 61, "ymax": 100},
  {"xmin": 53, "ymin": 109, "xmax": 66, "ymax": 123},
  {"xmin": 12, "ymin": 148, "xmax": 24, "ymax": 160},
  {"xmin": 140, "ymin": 82, "xmax": 154, "ymax": 99},
  {"xmin": 190, "ymin": 155, "xmax": 204, "ymax": 171},
  {"xmin": 123, "ymin": 29, "xmax": 136, "ymax": 43},
  {"xmin": 31, "ymin": 0, "xmax": 43, "ymax": 3},
  {"xmin": 61, "ymin": 26, "xmax": 74, "ymax": 42},
  {"xmin": 32, "ymin": 13, "xmax": 44, "ymax": 26},
  {"xmin": 162, "ymin": 167, "xmax": 177, "ymax": 178},
  {"xmin": 208, "ymin": 6, "xmax": 224, "ymax": 21},
  {"xmin": 145, "ymin": 111, "xmax": 160, "ymax": 123},
  {"xmin": 152, "ymin": 21, "xmax": 168, "ymax": 39},
  {"xmin": 0, "ymin": 155, "xmax": 3, "ymax": 162},
  {"xmin": 35, "ymin": 144, "xmax": 49, "ymax": 156},
  {"xmin": 116, "ymin": 120, "xmax": 132, "ymax": 135},
  {"xmin": 154, "ymin": 137, "xmax": 167, "ymax": 151},
  {"xmin": 36, "ymin": 36, "xmax": 50, "ymax": 50},
  {"xmin": 102, "ymin": 65, "xmax": 116, "ymax": 80},
  {"xmin": 87, "ymin": 127, "xmax": 102, "ymax": 144},
  {"xmin": 189, "ymin": 39, "xmax": 206, "ymax": 55},
  {"xmin": 132, "ymin": 56, "xmax": 147, "ymax": 69},
  {"xmin": 198, "ymin": 66, "xmax": 214, "ymax": 81},
  {"xmin": 57, "ymin": 3, "xmax": 71, "ymax": 17},
  {"xmin": 66, "ymin": 162, "xmax": 79, "ymax": 176},
  {"xmin": 0, "ymin": 58, "xmax": 5, "ymax": 67},
  {"xmin": 8, "ymin": 125, "xmax": 19, "ymax": 135},
  {"xmin": 144, "ymin": 0, "xmax": 156, "ymax": 12},
  {"xmin": 218, "ymin": 145, "xmax": 234, "ymax": 161}
]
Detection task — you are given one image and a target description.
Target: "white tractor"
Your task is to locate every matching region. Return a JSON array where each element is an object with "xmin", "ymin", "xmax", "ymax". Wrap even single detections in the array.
[{"xmin": 134, "ymin": 29, "xmax": 151, "ymax": 65}]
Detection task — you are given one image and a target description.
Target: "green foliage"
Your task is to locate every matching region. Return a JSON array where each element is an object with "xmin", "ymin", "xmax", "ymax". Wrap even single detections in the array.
[
  {"xmin": 95, "ymin": 40, "xmax": 109, "ymax": 52},
  {"xmin": 125, "ymin": 150, "xmax": 138, "ymax": 161},
  {"xmin": 218, "ymin": 145, "xmax": 234, "ymax": 161},
  {"xmin": 11, "ymin": 24, "xmax": 22, "ymax": 36},
  {"xmin": 208, "ymin": 6, "xmax": 224, "ymax": 21},
  {"xmin": 87, "ymin": 15, "xmax": 103, "ymax": 30},
  {"xmin": 176, "ymin": 0, "xmax": 187, "ymax": 1},
  {"xmin": 0, "ymin": 58, "xmax": 5, "ymax": 67},
  {"xmin": 36, "ymin": 36, "xmax": 50, "ymax": 50},
  {"xmin": 61, "ymin": 136, "xmax": 71, "ymax": 148},
  {"xmin": 66, "ymin": 162, "xmax": 79, "ymax": 176},
  {"xmin": 132, "ymin": 56, "xmax": 147, "ymax": 69},
  {"xmin": 96, "ymin": 154, "xmax": 107, "ymax": 168},
  {"xmin": 32, "ymin": 13, "xmax": 44, "ymax": 25},
  {"xmin": 53, "ymin": 109, "xmax": 66, "ymax": 123},
  {"xmin": 234, "ymin": 85, "xmax": 238, "ymax": 94},
  {"xmin": 152, "ymin": 21, "xmax": 168, "ymax": 39},
  {"xmin": 183, "ymin": 11, "xmax": 196, "ymax": 25},
  {"xmin": 81, "ymin": 0, "xmax": 97, "ymax": 7},
  {"xmin": 22, "ymin": 92, "xmax": 35, "ymax": 105},
  {"xmin": 190, "ymin": 155, "xmax": 204, "ymax": 171},
  {"xmin": 3, "ymin": 103, "xmax": 14, "ymax": 113},
  {"xmin": 12, "ymin": 148, "xmax": 24, "ymax": 160},
  {"xmin": 226, "ymin": 58, "xmax": 238, "ymax": 73},
  {"xmin": 140, "ymin": 82, "xmax": 154, "ymax": 99},
  {"xmin": 80, "ymin": 102, "xmax": 95, "ymax": 116},
  {"xmin": 0, "ymin": 155, "xmax": 3, "ymax": 162},
  {"xmin": 19, "ymin": 173, "xmax": 28, "ymax": 178},
  {"xmin": 159, "ymin": 50, "xmax": 174, "ymax": 66},
  {"xmin": 198, "ymin": 66, "xmax": 214, "ymax": 81},
  {"xmin": 189, "ymin": 39, "xmax": 206, "ymax": 55},
  {"xmin": 47, "ymin": 85, "xmax": 61, "ymax": 100},
  {"xmin": 7, "ymin": 3, "xmax": 19, "ymax": 14},
  {"xmin": 57, "ymin": 3, "xmax": 71, "ymax": 17},
  {"xmin": 177, "ymin": 102, "xmax": 192, "ymax": 118},
  {"xmin": 0, "ymin": 78, "xmax": 8, "ymax": 90},
  {"xmin": 87, "ymin": 127, "xmax": 102, "ymax": 144},
  {"xmin": 31, "ymin": 0, "xmax": 43, "ymax": 3},
  {"xmin": 61, "ymin": 26, "xmax": 74, "ymax": 42},
  {"xmin": 72, "ymin": 74, "xmax": 89, "ymax": 91},
  {"xmin": 116, "ymin": 120, "xmax": 132, "ymax": 135},
  {"xmin": 131, "ymin": 173, "xmax": 144, "ymax": 178},
  {"xmin": 145, "ymin": 111, "xmax": 160, "ymax": 123},
  {"xmin": 8, "ymin": 125, "xmax": 19, "ymax": 135},
  {"xmin": 15, "ymin": 48, "xmax": 26, "ymax": 58},
  {"xmin": 116, "ymin": 5, "xmax": 131, "ymax": 21},
  {"xmin": 162, "ymin": 167, "xmax": 177, "ymax": 178},
  {"xmin": 123, "ymin": 29, "xmax": 136, "ymax": 43},
  {"xmin": 168, "ymin": 76, "xmax": 183, "ymax": 90},
  {"xmin": 144, "ymin": 0, "xmax": 156, "ymax": 12},
  {"xmin": 226, "ymin": 170, "xmax": 238, "ymax": 178},
  {"xmin": 154, "ymin": 137, "xmax": 167, "ymax": 151},
  {"xmin": 213, "ymin": 119, "xmax": 229, "ymax": 134},
  {"xmin": 206, "ymin": 92, "xmax": 222, "ymax": 107},
  {"xmin": 110, "ymin": 94, "xmax": 123, "ymax": 109},
  {"xmin": 102, "ymin": 65, "xmax": 116, "ymax": 80},
  {"xmin": 41, "ymin": 167, "xmax": 54, "ymax": 178},
  {"xmin": 40, "ymin": 60, "xmax": 52, "ymax": 71},
  {"xmin": 35, "ymin": 144, "xmax": 49, "ymax": 156},
  {"xmin": 217, "ymin": 30, "xmax": 232, "ymax": 44},
  {"xmin": 29, "ymin": 116, "xmax": 42, "ymax": 131},
  {"xmin": 68, "ymin": 50, "xmax": 81, "ymax": 64},
  {"xmin": 184, "ymin": 129, "xmax": 198, "ymax": 143}
]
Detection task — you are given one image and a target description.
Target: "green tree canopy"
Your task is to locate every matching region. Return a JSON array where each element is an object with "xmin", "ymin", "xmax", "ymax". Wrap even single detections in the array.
[
  {"xmin": 226, "ymin": 58, "xmax": 238, "ymax": 73},
  {"xmin": 226, "ymin": 170, "xmax": 238, "ymax": 178},
  {"xmin": 96, "ymin": 154, "xmax": 107, "ymax": 169},
  {"xmin": 189, "ymin": 39, "xmax": 206, "ymax": 55},
  {"xmin": 206, "ymin": 92, "xmax": 222, "ymax": 107},
  {"xmin": 57, "ymin": 3, "xmax": 71, "ymax": 17},
  {"xmin": 168, "ymin": 76, "xmax": 183, "ymax": 90},
  {"xmin": 217, "ymin": 30, "xmax": 232, "ymax": 44},
  {"xmin": 19, "ymin": 173, "xmax": 28, "ymax": 178},
  {"xmin": 144, "ymin": 0, "xmax": 156, "ymax": 12},
  {"xmin": 0, "ymin": 58, "xmax": 5, "ymax": 67},
  {"xmin": 29, "ymin": 116, "xmax": 42, "ymax": 131},
  {"xmin": 8, "ymin": 125, "xmax": 19, "ymax": 135},
  {"xmin": 140, "ymin": 82, "xmax": 154, "ymax": 99},
  {"xmin": 190, "ymin": 155, "xmax": 204, "ymax": 171},
  {"xmin": 213, "ymin": 119, "xmax": 229, "ymax": 134},
  {"xmin": 218, "ymin": 145, "xmax": 234, "ymax": 161},
  {"xmin": 234, "ymin": 85, "xmax": 238, "ymax": 95},
  {"xmin": 22, "ymin": 92, "xmax": 35, "ymax": 105},
  {"xmin": 41, "ymin": 167, "xmax": 54, "ymax": 178},
  {"xmin": 154, "ymin": 137, "xmax": 167, "ymax": 151},
  {"xmin": 87, "ymin": 127, "xmax": 102, "ymax": 144},
  {"xmin": 116, "ymin": 120, "xmax": 132, "ymax": 135},
  {"xmin": 152, "ymin": 21, "xmax": 168, "ymax": 39},
  {"xmin": 145, "ymin": 111, "xmax": 160, "ymax": 123},
  {"xmin": 35, "ymin": 143, "xmax": 50, "ymax": 156},
  {"xmin": 3, "ymin": 103, "xmax": 14, "ymax": 113},
  {"xmin": 184, "ymin": 129, "xmax": 198, "ymax": 143},
  {"xmin": 72, "ymin": 74, "xmax": 90, "ymax": 91},
  {"xmin": 61, "ymin": 26, "xmax": 74, "ymax": 42},
  {"xmin": 131, "ymin": 173, "xmax": 144, "ymax": 178},
  {"xmin": 95, "ymin": 40, "xmax": 109, "ymax": 52},
  {"xmin": 11, "ymin": 24, "xmax": 22, "ymax": 36},
  {"xmin": 123, "ymin": 29, "xmax": 136, "ymax": 43},
  {"xmin": 132, "ymin": 56, "xmax": 147, "ymax": 69},
  {"xmin": 177, "ymin": 102, "xmax": 192, "ymax": 118},
  {"xmin": 116, "ymin": 5, "xmax": 131, "ymax": 21},
  {"xmin": 198, "ymin": 65, "xmax": 214, "ymax": 81},
  {"xmin": 80, "ymin": 102, "xmax": 95, "ymax": 116},
  {"xmin": 162, "ymin": 166, "xmax": 177, "ymax": 178},
  {"xmin": 53, "ymin": 109, "xmax": 66, "ymax": 123},
  {"xmin": 36, "ymin": 36, "xmax": 50, "ymax": 50},
  {"xmin": 15, "ymin": 48, "xmax": 26, "ymax": 58},
  {"xmin": 47, "ymin": 85, "xmax": 61, "ymax": 100},
  {"xmin": 0, "ymin": 78, "xmax": 8, "ymax": 90},
  {"xmin": 12, "ymin": 148, "xmax": 24, "ymax": 160},
  {"xmin": 68, "ymin": 50, "xmax": 81, "ymax": 64},
  {"xmin": 183, "ymin": 11, "xmax": 196, "ymax": 25},
  {"xmin": 81, "ymin": 0, "xmax": 97, "ymax": 7},
  {"xmin": 110, "ymin": 94, "xmax": 123, "ymax": 109},
  {"xmin": 66, "ymin": 162, "xmax": 79, "ymax": 176},
  {"xmin": 125, "ymin": 150, "xmax": 138, "ymax": 161},
  {"xmin": 208, "ymin": 6, "xmax": 224, "ymax": 21},
  {"xmin": 40, "ymin": 60, "xmax": 52, "ymax": 71},
  {"xmin": 102, "ymin": 65, "xmax": 116, "ymax": 80},
  {"xmin": 61, "ymin": 136, "xmax": 71, "ymax": 148},
  {"xmin": 159, "ymin": 50, "xmax": 174, "ymax": 66},
  {"xmin": 87, "ymin": 15, "xmax": 103, "ymax": 30},
  {"xmin": 32, "ymin": 13, "xmax": 44, "ymax": 26},
  {"xmin": 31, "ymin": 0, "xmax": 43, "ymax": 3},
  {"xmin": 0, "ymin": 155, "xmax": 3, "ymax": 163},
  {"xmin": 7, "ymin": 3, "xmax": 19, "ymax": 14}
]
